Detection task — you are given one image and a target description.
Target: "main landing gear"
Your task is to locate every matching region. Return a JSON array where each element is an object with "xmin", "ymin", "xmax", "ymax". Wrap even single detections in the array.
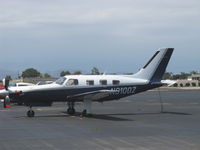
[
  {"xmin": 67, "ymin": 100, "xmax": 92, "ymax": 117},
  {"xmin": 67, "ymin": 101, "xmax": 76, "ymax": 115},
  {"xmin": 27, "ymin": 106, "xmax": 35, "ymax": 117},
  {"xmin": 25, "ymin": 101, "xmax": 92, "ymax": 117},
  {"xmin": 81, "ymin": 100, "xmax": 92, "ymax": 117}
]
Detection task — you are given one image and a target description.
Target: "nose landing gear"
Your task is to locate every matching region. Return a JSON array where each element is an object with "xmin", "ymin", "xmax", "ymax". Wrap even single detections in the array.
[{"xmin": 27, "ymin": 106, "xmax": 35, "ymax": 117}]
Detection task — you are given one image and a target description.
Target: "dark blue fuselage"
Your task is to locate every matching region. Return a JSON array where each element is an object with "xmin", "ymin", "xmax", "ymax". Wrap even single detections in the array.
[{"xmin": 9, "ymin": 84, "xmax": 162, "ymax": 106}]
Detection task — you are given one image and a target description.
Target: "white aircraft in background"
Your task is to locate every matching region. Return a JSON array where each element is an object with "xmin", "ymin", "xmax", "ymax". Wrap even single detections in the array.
[{"xmin": 0, "ymin": 48, "xmax": 174, "ymax": 117}]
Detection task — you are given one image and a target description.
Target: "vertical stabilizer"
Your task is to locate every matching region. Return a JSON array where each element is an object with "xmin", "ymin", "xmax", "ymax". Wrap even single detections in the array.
[{"xmin": 132, "ymin": 48, "xmax": 174, "ymax": 82}]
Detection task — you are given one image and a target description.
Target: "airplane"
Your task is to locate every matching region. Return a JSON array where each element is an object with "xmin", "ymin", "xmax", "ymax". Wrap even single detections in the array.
[{"xmin": 0, "ymin": 48, "xmax": 174, "ymax": 117}]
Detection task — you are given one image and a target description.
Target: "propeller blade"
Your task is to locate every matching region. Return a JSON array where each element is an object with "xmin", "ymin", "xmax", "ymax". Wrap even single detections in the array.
[{"xmin": 2, "ymin": 77, "xmax": 10, "ymax": 90}]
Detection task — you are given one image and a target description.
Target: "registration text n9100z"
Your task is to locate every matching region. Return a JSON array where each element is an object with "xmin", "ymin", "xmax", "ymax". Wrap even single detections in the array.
[{"xmin": 111, "ymin": 87, "xmax": 136, "ymax": 95}]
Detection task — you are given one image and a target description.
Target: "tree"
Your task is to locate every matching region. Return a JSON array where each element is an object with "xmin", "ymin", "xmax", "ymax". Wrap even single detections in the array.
[
  {"xmin": 180, "ymin": 72, "xmax": 190, "ymax": 79},
  {"xmin": 22, "ymin": 68, "xmax": 41, "ymax": 78},
  {"xmin": 172, "ymin": 72, "xmax": 190, "ymax": 80},
  {"xmin": 43, "ymin": 73, "xmax": 51, "ymax": 78},
  {"xmin": 73, "ymin": 71, "xmax": 82, "ymax": 75},
  {"xmin": 5, "ymin": 75, "xmax": 12, "ymax": 80},
  {"xmin": 163, "ymin": 72, "xmax": 173, "ymax": 80},
  {"xmin": 190, "ymin": 71, "xmax": 198, "ymax": 75},
  {"xmin": 91, "ymin": 67, "xmax": 100, "ymax": 75},
  {"xmin": 60, "ymin": 71, "xmax": 71, "ymax": 77}
]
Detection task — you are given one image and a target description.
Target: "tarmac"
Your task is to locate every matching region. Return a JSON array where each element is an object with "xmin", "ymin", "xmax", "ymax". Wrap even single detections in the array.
[{"xmin": 0, "ymin": 88, "xmax": 200, "ymax": 150}]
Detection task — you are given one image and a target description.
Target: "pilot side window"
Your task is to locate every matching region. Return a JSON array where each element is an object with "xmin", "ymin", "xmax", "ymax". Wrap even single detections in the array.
[
  {"xmin": 86, "ymin": 80, "xmax": 94, "ymax": 86},
  {"xmin": 66, "ymin": 79, "xmax": 79, "ymax": 86},
  {"xmin": 100, "ymin": 80, "xmax": 107, "ymax": 85},
  {"xmin": 113, "ymin": 80, "xmax": 120, "ymax": 85},
  {"xmin": 55, "ymin": 77, "xmax": 66, "ymax": 85}
]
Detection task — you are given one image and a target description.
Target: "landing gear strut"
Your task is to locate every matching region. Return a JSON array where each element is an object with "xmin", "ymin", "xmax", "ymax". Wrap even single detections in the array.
[
  {"xmin": 67, "ymin": 101, "xmax": 75, "ymax": 115},
  {"xmin": 27, "ymin": 106, "xmax": 35, "ymax": 117},
  {"xmin": 82, "ymin": 109, "xmax": 87, "ymax": 116},
  {"xmin": 81, "ymin": 100, "xmax": 92, "ymax": 117}
]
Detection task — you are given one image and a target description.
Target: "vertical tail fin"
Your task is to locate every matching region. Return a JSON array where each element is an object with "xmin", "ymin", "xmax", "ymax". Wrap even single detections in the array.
[{"xmin": 132, "ymin": 48, "xmax": 174, "ymax": 82}]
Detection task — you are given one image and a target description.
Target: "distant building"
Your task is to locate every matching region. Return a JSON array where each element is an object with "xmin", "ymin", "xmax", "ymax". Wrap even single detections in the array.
[
  {"xmin": 188, "ymin": 74, "xmax": 200, "ymax": 81},
  {"xmin": 174, "ymin": 74, "xmax": 200, "ymax": 87},
  {"xmin": 174, "ymin": 80, "xmax": 199, "ymax": 87}
]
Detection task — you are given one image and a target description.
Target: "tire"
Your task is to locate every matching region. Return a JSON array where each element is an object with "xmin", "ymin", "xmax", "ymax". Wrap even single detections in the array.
[
  {"xmin": 82, "ymin": 109, "xmax": 87, "ymax": 115},
  {"xmin": 27, "ymin": 110, "xmax": 35, "ymax": 117},
  {"xmin": 67, "ymin": 108, "xmax": 75, "ymax": 115}
]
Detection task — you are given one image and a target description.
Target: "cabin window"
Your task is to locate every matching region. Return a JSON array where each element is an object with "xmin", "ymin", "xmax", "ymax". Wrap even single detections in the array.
[
  {"xmin": 66, "ymin": 79, "xmax": 79, "ymax": 86},
  {"xmin": 86, "ymin": 80, "xmax": 94, "ymax": 86},
  {"xmin": 100, "ymin": 80, "xmax": 107, "ymax": 85},
  {"xmin": 55, "ymin": 77, "xmax": 67, "ymax": 85},
  {"xmin": 113, "ymin": 80, "xmax": 120, "ymax": 85},
  {"xmin": 9, "ymin": 83, "xmax": 17, "ymax": 87}
]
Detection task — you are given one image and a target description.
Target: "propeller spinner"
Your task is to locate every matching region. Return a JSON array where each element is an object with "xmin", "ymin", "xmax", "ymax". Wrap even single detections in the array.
[{"xmin": 1, "ymin": 77, "xmax": 11, "ymax": 108}]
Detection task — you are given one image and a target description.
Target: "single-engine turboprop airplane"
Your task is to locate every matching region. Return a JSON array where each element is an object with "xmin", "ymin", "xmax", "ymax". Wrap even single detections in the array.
[{"xmin": 0, "ymin": 48, "xmax": 174, "ymax": 117}]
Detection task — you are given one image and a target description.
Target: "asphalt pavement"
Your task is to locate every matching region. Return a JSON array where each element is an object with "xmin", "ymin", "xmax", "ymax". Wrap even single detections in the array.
[{"xmin": 0, "ymin": 88, "xmax": 200, "ymax": 150}]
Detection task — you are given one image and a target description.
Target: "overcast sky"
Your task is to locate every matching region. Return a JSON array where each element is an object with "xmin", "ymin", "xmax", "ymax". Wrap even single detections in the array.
[{"xmin": 0, "ymin": 0, "xmax": 200, "ymax": 76}]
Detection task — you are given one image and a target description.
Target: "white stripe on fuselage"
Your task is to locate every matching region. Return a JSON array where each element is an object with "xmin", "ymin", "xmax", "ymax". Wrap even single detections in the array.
[{"xmin": 8, "ymin": 75, "xmax": 149, "ymax": 93}]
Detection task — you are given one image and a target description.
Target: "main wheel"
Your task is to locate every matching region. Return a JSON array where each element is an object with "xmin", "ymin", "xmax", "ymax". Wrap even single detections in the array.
[
  {"xmin": 82, "ymin": 109, "xmax": 87, "ymax": 115},
  {"xmin": 27, "ymin": 110, "xmax": 35, "ymax": 117},
  {"xmin": 67, "ymin": 108, "xmax": 75, "ymax": 115}
]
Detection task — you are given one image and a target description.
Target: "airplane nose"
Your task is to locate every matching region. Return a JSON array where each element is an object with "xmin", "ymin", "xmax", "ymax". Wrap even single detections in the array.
[{"xmin": 0, "ymin": 90, "xmax": 8, "ymax": 99}]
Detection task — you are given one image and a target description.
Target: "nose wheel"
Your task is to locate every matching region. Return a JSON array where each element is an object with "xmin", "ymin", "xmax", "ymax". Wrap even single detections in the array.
[{"xmin": 27, "ymin": 106, "xmax": 35, "ymax": 117}]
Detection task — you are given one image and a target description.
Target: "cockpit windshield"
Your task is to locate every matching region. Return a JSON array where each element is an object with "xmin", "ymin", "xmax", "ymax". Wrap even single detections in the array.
[{"xmin": 55, "ymin": 77, "xmax": 67, "ymax": 85}]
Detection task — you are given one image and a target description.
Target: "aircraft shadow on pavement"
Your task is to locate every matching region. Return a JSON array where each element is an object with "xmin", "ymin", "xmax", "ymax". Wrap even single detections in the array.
[
  {"xmin": 103, "ymin": 111, "xmax": 191, "ymax": 116},
  {"xmin": 63, "ymin": 112, "xmax": 133, "ymax": 121},
  {"xmin": 14, "ymin": 111, "xmax": 191, "ymax": 120},
  {"xmin": 15, "ymin": 112, "xmax": 132, "ymax": 121},
  {"xmin": 84, "ymin": 114, "xmax": 132, "ymax": 121},
  {"xmin": 160, "ymin": 111, "xmax": 191, "ymax": 115}
]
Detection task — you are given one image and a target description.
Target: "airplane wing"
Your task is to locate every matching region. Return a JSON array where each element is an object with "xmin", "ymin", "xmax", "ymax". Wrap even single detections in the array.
[
  {"xmin": 67, "ymin": 90, "xmax": 117, "ymax": 101},
  {"xmin": 161, "ymin": 80, "xmax": 176, "ymax": 87}
]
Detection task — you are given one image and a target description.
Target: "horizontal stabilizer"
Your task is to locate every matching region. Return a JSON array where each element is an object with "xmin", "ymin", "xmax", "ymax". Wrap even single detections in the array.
[{"xmin": 161, "ymin": 80, "xmax": 176, "ymax": 87}]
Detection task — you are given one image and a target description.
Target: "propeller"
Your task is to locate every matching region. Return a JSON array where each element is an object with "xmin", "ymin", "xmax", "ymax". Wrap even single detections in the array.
[
  {"xmin": 1, "ymin": 77, "xmax": 11, "ymax": 108},
  {"xmin": 3, "ymin": 77, "xmax": 9, "ymax": 90}
]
